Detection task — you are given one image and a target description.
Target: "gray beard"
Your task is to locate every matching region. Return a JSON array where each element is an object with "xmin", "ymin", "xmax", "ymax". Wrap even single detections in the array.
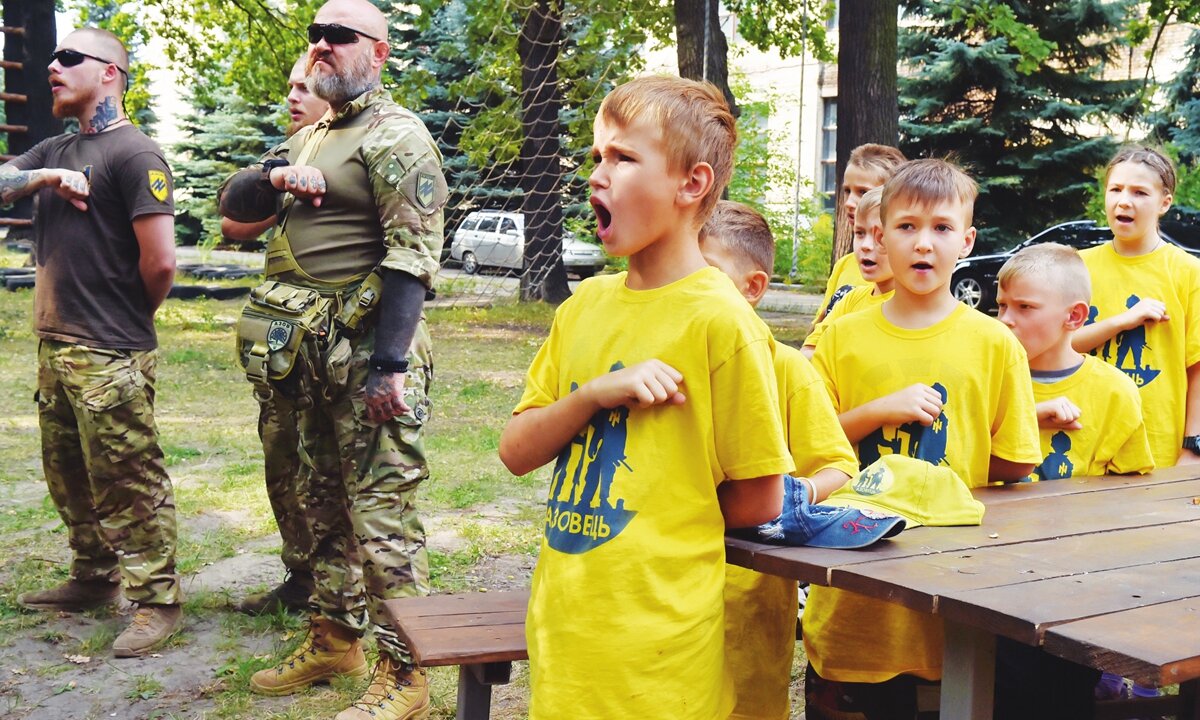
[{"xmin": 308, "ymin": 50, "xmax": 377, "ymax": 106}]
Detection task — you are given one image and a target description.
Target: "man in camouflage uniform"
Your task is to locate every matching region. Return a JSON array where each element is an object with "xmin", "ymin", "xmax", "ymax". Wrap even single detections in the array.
[
  {"xmin": 221, "ymin": 56, "xmax": 330, "ymax": 615},
  {"xmin": 219, "ymin": 1, "xmax": 446, "ymax": 717},
  {"xmin": 2, "ymin": 28, "xmax": 181, "ymax": 657}
]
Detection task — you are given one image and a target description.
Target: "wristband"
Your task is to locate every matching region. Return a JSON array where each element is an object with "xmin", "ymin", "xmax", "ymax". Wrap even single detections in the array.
[
  {"xmin": 797, "ymin": 476, "xmax": 816, "ymax": 504},
  {"xmin": 369, "ymin": 356, "xmax": 409, "ymax": 374},
  {"xmin": 261, "ymin": 158, "xmax": 289, "ymax": 188}
]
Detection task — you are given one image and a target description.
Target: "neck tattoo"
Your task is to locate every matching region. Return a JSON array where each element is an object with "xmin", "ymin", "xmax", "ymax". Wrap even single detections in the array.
[{"xmin": 86, "ymin": 96, "xmax": 121, "ymax": 134}]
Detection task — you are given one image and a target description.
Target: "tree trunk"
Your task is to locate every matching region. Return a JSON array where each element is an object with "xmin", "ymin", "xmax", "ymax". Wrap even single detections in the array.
[
  {"xmin": 518, "ymin": 0, "xmax": 571, "ymax": 304},
  {"xmin": 3, "ymin": 0, "xmax": 59, "ymax": 241},
  {"xmin": 832, "ymin": 0, "xmax": 898, "ymax": 260},
  {"xmin": 674, "ymin": 0, "xmax": 739, "ymax": 117}
]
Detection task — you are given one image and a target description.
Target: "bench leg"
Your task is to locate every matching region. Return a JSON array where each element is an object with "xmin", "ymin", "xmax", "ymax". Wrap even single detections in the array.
[
  {"xmin": 1182, "ymin": 678, "xmax": 1199, "ymax": 720},
  {"xmin": 456, "ymin": 662, "xmax": 513, "ymax": 720},
  {"xmin": 941, "ymin": 620, "xmax": 996, "ymax": 720}
]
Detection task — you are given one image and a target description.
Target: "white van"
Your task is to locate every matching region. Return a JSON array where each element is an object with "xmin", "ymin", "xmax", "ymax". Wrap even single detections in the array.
[{"xmin": 449, "ymin": 210, "xmax": 607, "ymax": 278}]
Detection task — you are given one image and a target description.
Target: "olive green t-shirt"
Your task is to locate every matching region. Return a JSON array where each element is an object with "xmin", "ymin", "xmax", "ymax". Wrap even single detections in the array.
[
  {"xmin": 11, "ymin": 125, "xmax": 174, "ymax": 350},
  {"xmin": 266, "ymin": 87, "xmax": 447, "ymax": 288}
]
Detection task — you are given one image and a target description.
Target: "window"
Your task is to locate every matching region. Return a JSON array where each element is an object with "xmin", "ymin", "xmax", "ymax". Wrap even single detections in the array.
[
  {"xmin": 500, "ymin": 218, "xmax": 518, "ymax": 234},
  {"xmin": 477, "ymin": 217, "xmax": 499, "ymax": 233},
  {"xmin": 460, "ymin": 217, "xmax": 478, "ymax": 232},
  {"xmin": 820, "ymin": 99, "xmax": 838, "ymax": 213}
]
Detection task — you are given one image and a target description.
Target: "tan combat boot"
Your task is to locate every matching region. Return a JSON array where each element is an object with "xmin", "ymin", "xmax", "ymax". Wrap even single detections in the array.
[
  {"xmin": 112, "ymin": 604, "xmax": 182, "ymax": 657},
  {"xmin": 250, "ymin": 616, "xmax": 369, "ymax": 696},
  {"xmin": 18, "ymin": 578, "xmax": 121, "ymax": 612},
  {"xmin": 335, "ymin": 655, "xmax": 430, "ymax": 720}
]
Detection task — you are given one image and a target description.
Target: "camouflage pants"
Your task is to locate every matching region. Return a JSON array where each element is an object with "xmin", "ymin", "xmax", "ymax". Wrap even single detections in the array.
[
  {"xmin": 35, "ymin": 341, "xmax": 180, "ymax": 605},
  {"xmin": 296, "ymin": 319, "xmax": 432, "ymax": 663},
  {"xmin": 255, "ymin": 392, "xmax": 313, "ymax": 576}
]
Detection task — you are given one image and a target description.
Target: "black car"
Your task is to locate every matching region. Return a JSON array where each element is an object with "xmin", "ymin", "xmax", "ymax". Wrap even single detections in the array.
[{"xmin": 951, "ymin": 219, "xmax": 1200, "ymax": 313}]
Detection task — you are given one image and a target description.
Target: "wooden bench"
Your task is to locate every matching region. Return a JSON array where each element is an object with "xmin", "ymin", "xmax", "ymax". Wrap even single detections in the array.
[{"xmin": 383, "ymin": 590, "xmax": 529, "ymax": 720}]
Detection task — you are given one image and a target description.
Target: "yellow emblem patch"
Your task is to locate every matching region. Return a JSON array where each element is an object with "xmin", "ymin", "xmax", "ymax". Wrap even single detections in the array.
[{"xmin": 148, "ymin": 170, "xmax": 169, "ymax": 202}]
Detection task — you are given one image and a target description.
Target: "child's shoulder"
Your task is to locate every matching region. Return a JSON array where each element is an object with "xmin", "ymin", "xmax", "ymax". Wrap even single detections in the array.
[
  {"xmin": 1078, "ymin": 354, "xmax": 1142, "ymax": 402},
  {"xmin": 774, "ymin": 341, "xmax": 820, "ymax": 381}
]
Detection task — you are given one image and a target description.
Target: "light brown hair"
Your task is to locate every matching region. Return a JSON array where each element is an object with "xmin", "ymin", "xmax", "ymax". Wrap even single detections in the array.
[
  {"xmin": 997, "ymin": 242, "xmax": 1091, "ymax": 304},
  {"xmin": 599, "ymin": 76, "xmax": 737, "ymax": 221},
  {"xmin": 855, "ymin": 186, "xmax": 884, "ymax": 227},
  {"xmin": 881, "ymin": 158, "xmax": 979, "ymax": 225},
  {"xmin": 700, "ymin": 200, "xmax": 775, "ymax": 274},
  {"xmin": 1105, "ymin": 145, "xmax": 1177, "ymax": 195},
  {"xmin": 835, "ymin": 144, "xmax": 907, "ymax": 255}
]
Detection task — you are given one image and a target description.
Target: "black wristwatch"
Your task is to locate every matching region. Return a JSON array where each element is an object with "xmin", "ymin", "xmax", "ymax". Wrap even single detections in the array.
[
  {"xmin": 1183, "ymin": 435, "xmax": 1200, "ymax": 456},
  {"xmin": 369, "ymin": 356, "xmax": 409, "ymax": 374},
  {"xmin": 261, "ymin": 158, "xmax": 289, "ymax": 187}
]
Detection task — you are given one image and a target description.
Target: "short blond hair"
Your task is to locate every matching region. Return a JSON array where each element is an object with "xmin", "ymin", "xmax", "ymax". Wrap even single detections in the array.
[
  {"xmin": 997, "ymin": 242, "xmax": 1091, "ymax": 304},
  {"xmin": 700, "ymin": 200, "xmax": 775, "ymax": 274},
  {"xmin": 599, "ymin": 76, "xmax": 737, "ymax": 222},
  {"xmin": 856, "ymin": 186, "xmax": 883, "ymax": 226},
  {"xmin": 881, "ymin": 158, "xmax": 978, "ymax": 225},
  {"xmin": 1106, "ymin": 145, "xmax": 1176, "ymax": 195}
]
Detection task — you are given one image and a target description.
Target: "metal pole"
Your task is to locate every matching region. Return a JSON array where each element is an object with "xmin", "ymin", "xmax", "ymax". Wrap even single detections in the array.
[{"xmin": 790, "ymin": 0, "xmax": 810, "ymax": 279}]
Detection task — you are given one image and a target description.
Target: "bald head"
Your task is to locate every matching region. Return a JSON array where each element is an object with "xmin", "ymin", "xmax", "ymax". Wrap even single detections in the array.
[
  {"xmin": 63, "ymin": 28, "xmax": 128, "ymax": 73},
  {"xmin": 314, "ymin": 0, "xmax": 388, "ymax": 40}
]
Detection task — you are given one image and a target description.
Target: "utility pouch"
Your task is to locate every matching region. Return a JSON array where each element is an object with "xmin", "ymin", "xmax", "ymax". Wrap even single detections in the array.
[
  {"xmin": 236, "ymin": 280, "xmax": 333, "ymax": 398},
  {"xmin": 335, "ymin": 270, "xmax": 383, "ymax": 335}
]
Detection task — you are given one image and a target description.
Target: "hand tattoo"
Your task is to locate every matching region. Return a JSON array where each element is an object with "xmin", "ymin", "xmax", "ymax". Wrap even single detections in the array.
[{"xmin": 87, "ymin": 97, "xmax": 119, "ymax": 134}]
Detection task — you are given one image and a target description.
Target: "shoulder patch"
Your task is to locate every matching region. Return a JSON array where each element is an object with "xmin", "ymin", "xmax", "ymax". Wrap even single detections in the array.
[
  {"xmin": 416, "ymin": 171, "xmax": 436, "ymax": 209},
  {"xmin": 148, "ymin": 170, "xmax": 169, "ymax": 202}
]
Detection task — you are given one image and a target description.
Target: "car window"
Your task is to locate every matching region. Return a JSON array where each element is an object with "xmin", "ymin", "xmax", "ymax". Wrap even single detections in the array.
[
  {"xmin": 500, "ymin": 218, "xmax": 518, "ymax": 234},
  {"xmin": 460, "ymin": 218, "xmax": 478, "ymax": 232},
  {"xmin": 478, "ymin": 217, "xmax": 499, "ymax": 233}
]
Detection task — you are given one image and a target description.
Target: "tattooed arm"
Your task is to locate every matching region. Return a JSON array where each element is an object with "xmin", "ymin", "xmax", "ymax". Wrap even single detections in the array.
[{"xmin": 0, "ymin": 163, "xmax": 89, "ymax": 211}]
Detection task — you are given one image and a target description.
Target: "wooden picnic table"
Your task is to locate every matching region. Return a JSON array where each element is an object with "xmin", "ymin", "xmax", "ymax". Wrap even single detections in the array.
[{"xmin": 726, "ymin": 465, "xmax": 1200, "ymax": 719}]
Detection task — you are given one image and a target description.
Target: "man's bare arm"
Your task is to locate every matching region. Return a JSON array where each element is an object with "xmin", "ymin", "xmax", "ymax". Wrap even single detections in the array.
[
  {"xmin": 221, "ymin": 216, "xmax": 275, "ymax": 242},
  {"xmin": 132, "ymin": 214, "xmax": 176, "ymax": 312},
  {"xmin": 0, "ymin": 164, "xmax": 89, "ymax": 210},
  {"xmin": 218, "ymin": 168, "xmax": 279, "ymax": 223}
]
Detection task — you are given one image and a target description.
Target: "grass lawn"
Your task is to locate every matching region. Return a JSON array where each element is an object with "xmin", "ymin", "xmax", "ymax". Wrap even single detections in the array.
[{"xmin": 0, "ymin": 249, "xmax": 811, "ymax": 719}]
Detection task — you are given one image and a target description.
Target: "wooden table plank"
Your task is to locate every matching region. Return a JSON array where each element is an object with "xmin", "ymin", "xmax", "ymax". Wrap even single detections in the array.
[
  {"xmin": 829, "ymin": 521, "xmax": 1200, "ymax": 613},
  {"xmin": 1042, "ymin": 598, "xmax": 1200, "ymax": 688},
  {"xmin": 402, "ymin": 624, "xmax": 529, "ymax": 666},
  {"xmin": 733, "ymin": 478, "xmax": 1200, "ymax": 584},
  {"xmin": 937, "ymin": 556, "xmax": 1200, "ymax": 645},
  {"xmin": 400, "ymin": 610, "xmax": 526, "ymax": 632},
  {"xmin": 383, "ymin": 591, "xmax": 530, "ymax": 619},
  {"xmin": 974, "ymin": 465, "xmax": 1200, "ymax": 506}
]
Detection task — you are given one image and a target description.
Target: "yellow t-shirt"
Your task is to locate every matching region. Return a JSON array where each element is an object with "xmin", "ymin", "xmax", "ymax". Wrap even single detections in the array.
[
  {"xmin": 804, "ymin": 302, "xmax": 1041, "ymax": 683},
  {"xmin": 1030, "ymin": 355, "xmax": 1154, "ymax": 480},
  {"xmin": 805, "ymin": 284, "xmax": 893, "ymax": 350},
  {"xmin": 725, "ymin": 343, "xmax": 859, "ymax": 720},
  {"xmin": 816, "ymin": 253, "xmax": 867, "ymax": 322},
  {"xmin": 1080, "ymin": 242, "xmax": 1200, "ymax": 467},
  {"xmin": 515, "ymin": 268, "xmax": 792, "ymax": 720}
]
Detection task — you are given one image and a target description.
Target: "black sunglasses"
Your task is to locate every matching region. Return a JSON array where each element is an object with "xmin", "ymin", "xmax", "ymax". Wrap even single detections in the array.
[
  {"xmin": 307, "ymin": 23, "xmax": 380, "ymax": 45},
  {"xmin": 51, "ymin": 49, "xmax": 128, "ymax": 76}
]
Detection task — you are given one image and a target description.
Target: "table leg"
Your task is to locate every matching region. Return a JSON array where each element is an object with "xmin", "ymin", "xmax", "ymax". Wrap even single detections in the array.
[
  {"xmin": 456, "ymin": 664, "xmax": 492, "ymax": 720},
  {"xmin": 1182, "ymin": 678, "xmax": 1199, "ymax": 720},
  {"xmin": 941, "ymin": 620, "xmax": 996, "ymax": 720}
]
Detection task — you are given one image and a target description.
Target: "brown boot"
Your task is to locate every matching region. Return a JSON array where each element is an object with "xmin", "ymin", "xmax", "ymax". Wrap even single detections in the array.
[
  {"xmin": 18, "ymin": 578, "xmax": 121, "ymax": 612},
  {"xmin": 237, "ymin": 571, "xmax": 314, "ymax": 615},
  {"xmin": 335, "ymin": 655, "xmax": 430, "ymax": 720},
  {"xmin": 112, "ymin": 604, "xmax": 182, "ymax": 657},
  {"xmin": 250, "ymin": 616, "xmax": 369, "ymax": 696}
]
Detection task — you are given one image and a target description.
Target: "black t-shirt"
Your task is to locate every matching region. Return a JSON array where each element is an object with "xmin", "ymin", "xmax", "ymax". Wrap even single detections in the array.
[{"xmin": 12, "ymin": 125, "xmax": 174, "ymax": 350}]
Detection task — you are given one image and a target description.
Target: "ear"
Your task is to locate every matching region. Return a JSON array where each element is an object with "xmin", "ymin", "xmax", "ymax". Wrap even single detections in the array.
[
  {"xmin": 677, "ymin": 162, "xmax": 716, "ymax": 212},
  {"xmin": 371, "ymin": 39, "xmax": 390, "ymax": 70},
  {"xmin": 1064, "ymin": 300, "xmax": 1090, "ymax": 331},
  {"xmin": 744, "ymin": 269, "xmax": 770, "ymax": 305},
  {"xmin": 872, "ymin": 223, "xmax": 887, "ymax": 254},
  {"xmin": 960, "ymin": 226, "xmax": 977, "ymax": 258},
  {"xmin": 1159, "ymin": 192, "xmax": 1174, "ymax": 217}
]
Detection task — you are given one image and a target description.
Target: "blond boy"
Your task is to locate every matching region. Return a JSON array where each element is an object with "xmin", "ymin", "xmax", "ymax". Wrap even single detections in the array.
[
  {"xmin": 805, "ymin": 159, "xmax": 1041, "ymax": 715},
  {"xmin": 499, "ymin": 77, "xmax": 792, "ymax": 720},
  {"xmin": 803, "ymin": 186, "xmax": 893, "ymax": 357},
  {"xmin": 997, "ymin": 243, "xmax": 1154, "ymax": 479},
  {"xmin": 700, "ymin": 199, "xmax": 859, "ymax": 720}
]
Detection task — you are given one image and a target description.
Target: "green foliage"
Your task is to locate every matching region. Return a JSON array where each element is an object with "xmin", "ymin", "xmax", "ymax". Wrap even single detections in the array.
[
  {"xmin": 1149, "ymin": 30, "xmax": 1200, "ymax": 163},
  {"xmin": 899, "ymin": 0, "xmax": 1139, "ymax": 252},
  {"xmin": 950, "ymin": 1, "xmax": 1057, "ymax": 74},
  {"xmin": 793, "ymin": 213, "xmax": 834, "ymax": 285},
  {"xmin": 171, "ymin": 79, "xmax": 282, "ymax": 247},
  {"xmin": 725, "ymin": 0, "xmax": 836, "ymax": 62}
]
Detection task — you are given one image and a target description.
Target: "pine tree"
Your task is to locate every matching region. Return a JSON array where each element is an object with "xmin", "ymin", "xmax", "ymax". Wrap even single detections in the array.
[
  {"xmin": 1150, "ymin": 29, "xmax": 1200, "ymax": 164},
  {"xmin": 898, "ymin": 0, "xmax": 1140, "ymax": 251}
]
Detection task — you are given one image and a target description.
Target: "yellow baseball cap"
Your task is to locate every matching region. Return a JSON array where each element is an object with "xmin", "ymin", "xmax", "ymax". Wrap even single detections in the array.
[{"xmin": 823, "ymin": 455, "xmax": 984, "ymax": 528}]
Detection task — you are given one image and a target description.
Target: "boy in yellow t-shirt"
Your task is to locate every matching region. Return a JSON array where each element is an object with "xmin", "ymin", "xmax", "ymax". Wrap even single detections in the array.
[
  {"xmin": 1073, "ymin": 146, "xmax": 1200, "ymax": 469},
  {"xmin": 499, "ymin": 77, "xmax": 792, "ymax": 720},
  {"xmin": 804, "ymin": 186, "xmax": 893, "ymax": 357},
  {"xmin": 699, "ymin": 200, "xmax": 859, "ymax": 720},
  {"xmin": 997, "ymin": 242, "xmax": 1154, "ymax": 480},
  {"xmin": 806, "ymin": 159, "xmax": 1041, "ymax": 717}
]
